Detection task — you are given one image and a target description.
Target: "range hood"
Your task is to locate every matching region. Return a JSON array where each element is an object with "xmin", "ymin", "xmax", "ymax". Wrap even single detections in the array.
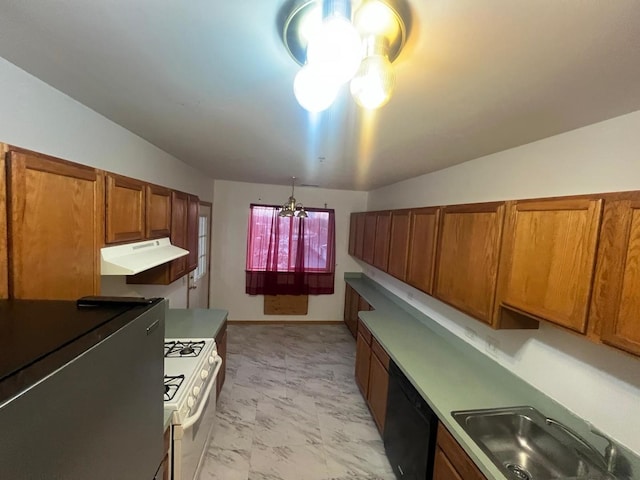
[{"xmin": 100, "ymin": 238, "xmax": 189, "ymax": 275}]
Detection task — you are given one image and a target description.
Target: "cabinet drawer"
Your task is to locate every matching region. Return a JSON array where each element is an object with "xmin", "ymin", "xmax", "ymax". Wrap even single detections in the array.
[
  {"xmin": 371, "ymin": 337, "xmax": 389, "ymax": 370},
  {"xmin": 357, "ymin": 318, "xmax": 372, "ymax": 344}
]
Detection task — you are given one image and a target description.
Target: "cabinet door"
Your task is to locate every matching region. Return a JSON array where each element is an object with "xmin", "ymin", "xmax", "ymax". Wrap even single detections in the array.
[
  {"xmin": 407, "ymin": 207, "xmax": 440, "ymax": 295},
  {"xmin": 169, "ymin": 191, "xmax": 189, "ymax": 281},
  {"xmin": 387, "ymin": 209, "xmax": 411, "ymax": 281},
  {"xmin": 105, "ymin": 173, "xmax": 145, "ymax": 244},
  {"xmin": 433, "ymin": 448, "xmax": 463, "ymax": 480},
  {"xmin": 348, "ymin": 212, "xmax": 358, "ymax": 256},
  {"xmin": 7, "ymin": 150, "xmax": 104, "ymax": 300},
  {"xmin": 0, "ymin": 145, "xmax": 7, "ymax": 299},
  {"xmin": 436, "ymin": 424, "xmax": 487, "ymax": 480},
  {"xmin": 187, "ymin": 194, "xmax": 199, "ymax": 272},
  {"xmin": 362, "ymin": 212, "xmax": 377, "ymax": 265},
  {"xmin": 146, "ymin": 184, "xmax": 171, "ymax": 239},
  {"xmin": 434, "ymin": 203, "xmax": 505, "ymax": 325},
  {"xmin": 368, "ymin": 344, "xmax": 389, "ymax": 434},
  {"xmin": 354, "ymin": 212, "xmax": 366, "ymax": 260},
  {"xmin": 496, "ymin": 198, "xmax": 602, "ymax": 332},
  {"xmin": 355, "ymin": 331, "xmax": 371, "ymax": 398},
  {"xmin": 373, "ymin": 211, "xmax": 391, "ymax": 271},
  {"xmin": 216, "ymin": 322, "xmax": 227, "ymax": 398},
  {"xmin": 592, "ymin": 196, "xmax": 640, "ymax": 355},
  {"xmin": 344, "ymin": 284, "xmax": 359, "ymax": 338}
]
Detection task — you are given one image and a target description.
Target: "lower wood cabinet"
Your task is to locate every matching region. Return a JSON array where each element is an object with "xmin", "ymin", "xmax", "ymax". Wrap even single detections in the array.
[
  {"xmin": 434, "ymin": 424, "xmax": 487, "ymax": 480},
  {"xmin": 354, "ymin": 318, "xmax": 389, "ymax": 435},
  {"xmin": 216, "ymin": 320, "xmax": 227, "ymax": 398},
  {"xmin": 344, "ymin": 284, "xmax": 373, "ymax": 339}
]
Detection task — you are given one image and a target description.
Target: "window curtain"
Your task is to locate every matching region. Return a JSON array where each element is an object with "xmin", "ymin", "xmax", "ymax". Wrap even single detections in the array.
[{"xmin": 246, "ymin": 205, "xmax": 336, "ymax": 295}]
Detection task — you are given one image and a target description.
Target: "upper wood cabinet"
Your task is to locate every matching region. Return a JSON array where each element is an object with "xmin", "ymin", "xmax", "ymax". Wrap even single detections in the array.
[
  {"xmin": 145, "ymin": 184, "xmax": 171, "ymax": 239},
  {"xmin": 105, "ymin": 173, "xmax": 145, "ymax": 244},
  {"xmin": 373, "ymin": 211, "xmax": 391, "ymax": 271},
  {"xmin": 590, "ymin": 194, "xmax": 640, "ymax": 356},
  {"xmin": 407, "ymin": 207, "xmax": 440, "ymax": 295},
  {"xmin": 348, "ymin": 212, "xmax": 358, "ymax": 256},
  {"xmin": 0, "ymin": 145, "xmax": 8, "ymax": 299},
  {"xmin": 128, "ymin": 190, "xmax": 198, "ymax": 285},
  {"xmin": 362, "ymin": 212, "xmax": 377, "ymax": 264},
  {"xmin": 7, "ymin": 149, "xmax": 104, "ymax": 300},
  {"xmin": 387, "ymin": 209, "xmax": 411, "ymax": 281},
  {"xmin": 495, "ymin": 198, "xmax": 603, "ymax": 332},
  {"xmin": 187, "ymin": 194, "xmax": 199, "ymax": 272},
  {"xmin": 354, "ymin": 212, "xmax": 366, "ymax": 260},
  {"xmin": 434, "ymin": 202, "xmax": 505, "ymax": 326}
]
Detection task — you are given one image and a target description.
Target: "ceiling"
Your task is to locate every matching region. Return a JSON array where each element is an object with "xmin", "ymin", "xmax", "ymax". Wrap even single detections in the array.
[{"xmin": 0, "ymin": 1, "xmax": 639, "ymax": 191}]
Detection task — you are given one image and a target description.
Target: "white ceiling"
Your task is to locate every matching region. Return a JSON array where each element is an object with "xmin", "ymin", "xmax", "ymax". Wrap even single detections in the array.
[{"xmin": 1, "ymin": 1, "xmax": 639, "ymax": 191}]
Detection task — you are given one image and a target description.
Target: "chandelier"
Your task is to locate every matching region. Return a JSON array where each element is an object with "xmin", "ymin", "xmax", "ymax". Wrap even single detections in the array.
[
  {"xmin": 279, "ymin": 177, "xmax": 308, "ymax": 218},
  {"xmin": 282, "ymin": 0, "xmax": 409, "ymax": 112}
]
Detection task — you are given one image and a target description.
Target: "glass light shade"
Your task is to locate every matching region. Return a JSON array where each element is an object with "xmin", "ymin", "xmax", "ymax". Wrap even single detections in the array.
[
  {"xmin": 350, "ymin": 53, "xmax": 395, "ymax": 109},
  {"xmin": 306, "ymin": 16, "xmax": 362, "ymax": 84},
  {"xmin": 294, "ymin": 63, "xmax": 339, "ymax": 112}
]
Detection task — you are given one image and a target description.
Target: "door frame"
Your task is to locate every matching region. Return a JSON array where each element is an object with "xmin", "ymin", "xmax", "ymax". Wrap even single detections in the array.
[{"xmin": 187, "ymin": 200, "xmax": 212, "ymax": 308}]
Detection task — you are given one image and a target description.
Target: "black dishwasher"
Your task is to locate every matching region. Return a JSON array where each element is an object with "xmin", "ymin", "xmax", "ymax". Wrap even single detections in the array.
[{"xmin": 383, "ymin": 360, "xmax": 439, "ymax": 480}]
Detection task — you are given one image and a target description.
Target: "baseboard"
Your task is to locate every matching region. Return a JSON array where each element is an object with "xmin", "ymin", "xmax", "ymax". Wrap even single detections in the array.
[{"xmin": 228, "ymin": 320, "xmax": 344, "ymax": 325}]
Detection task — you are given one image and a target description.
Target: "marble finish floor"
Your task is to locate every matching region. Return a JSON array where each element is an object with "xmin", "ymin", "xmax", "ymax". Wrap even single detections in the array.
[{"xmin": 199, "ymin": 323, "xmax": 395, "ymax": 480}]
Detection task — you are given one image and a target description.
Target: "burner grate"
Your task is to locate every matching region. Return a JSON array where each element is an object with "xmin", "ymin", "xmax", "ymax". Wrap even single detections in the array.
[
  {"xmin": 164, "ymin": 340, "xmax": 206, "ymax": 358},
  {"xmin": 164, "ymin": 374, "xmax": 185, "ymax": 402}
]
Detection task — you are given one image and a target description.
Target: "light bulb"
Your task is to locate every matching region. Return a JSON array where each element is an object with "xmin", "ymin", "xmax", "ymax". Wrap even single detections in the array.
[
  {"xmin": 350, "ymin": 53, "xmax": 395, "ymax": 109},
  {"xmin": 306, "ymin": 15, "xmax": 362, "ymax": 84},
  {"xmin": 294, "ymin": 64, "xmax": 339, "ymax": 112}
]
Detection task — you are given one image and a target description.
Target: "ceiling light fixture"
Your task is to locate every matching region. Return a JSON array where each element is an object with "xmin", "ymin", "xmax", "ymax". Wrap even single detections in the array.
[
  {"xmin": 279, "ymin": 177, "xmax": 308, "ymax": 218},
  {"xmin": 283, "ymin": 0, "xmax": 408, "ymax": 112}
]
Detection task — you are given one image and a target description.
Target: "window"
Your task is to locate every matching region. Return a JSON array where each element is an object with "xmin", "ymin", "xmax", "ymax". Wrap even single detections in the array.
[
  {"xmin": 245, "ymin": 204, "xmax": 336, "ymax": 295},
  {"xmin": 194, "ymin": 214, "xmax": 208, "ymax": 281}
]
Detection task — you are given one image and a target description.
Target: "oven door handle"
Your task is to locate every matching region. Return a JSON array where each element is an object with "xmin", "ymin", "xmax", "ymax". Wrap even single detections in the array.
[{"xmin": 181, "ymin": 355, "xmax": 222, "ymax": 430}]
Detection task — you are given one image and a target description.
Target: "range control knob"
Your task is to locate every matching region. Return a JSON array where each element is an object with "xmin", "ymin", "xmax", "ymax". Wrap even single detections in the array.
[
  {"xmin": 192, "ymin": 385, "xmax": 201, "ymax": 396},
  {"xmin": 208, "ymin": 355, "xmax": 215, "ymax": 365},
  {"xmin": 200, "ymin": 369, "xmax": 209, "ymax": 380},
  {"xmin": 187, "ymin": 395, "xmax": 195, "ymax": 408}
]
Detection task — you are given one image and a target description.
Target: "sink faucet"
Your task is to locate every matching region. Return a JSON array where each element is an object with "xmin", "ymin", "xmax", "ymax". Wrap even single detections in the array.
[
  {"xmin": 589, "ymin": 424, "xmax": 618, "ymax": 474},
  {"xmin": 545, "ymin": 418, "xmax": 617, "ymax": 475}
]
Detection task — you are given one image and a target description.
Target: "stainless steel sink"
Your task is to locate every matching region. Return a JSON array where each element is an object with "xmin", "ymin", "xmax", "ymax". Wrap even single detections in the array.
[{"xmin": 452, "ymin": 406, "xmax": 612, "ymax": 480}]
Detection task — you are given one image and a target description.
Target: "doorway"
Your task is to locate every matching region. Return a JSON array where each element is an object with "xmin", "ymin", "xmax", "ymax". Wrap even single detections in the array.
[{"xmin": 188, "ymin": 202, "xmax": 212, "ymax": 309}]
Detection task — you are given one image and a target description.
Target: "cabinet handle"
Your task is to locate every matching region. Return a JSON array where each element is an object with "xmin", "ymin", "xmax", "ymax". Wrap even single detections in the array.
[{"xmin": 146, "ymin": 319, "xmax": 160, "ymax": 335}]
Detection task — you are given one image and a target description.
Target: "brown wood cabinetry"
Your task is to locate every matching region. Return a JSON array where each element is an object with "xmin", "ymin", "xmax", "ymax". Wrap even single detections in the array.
[
  {"xmin": 156, "ymin": 424, "xmax": 171, "ymax": 480},
  {"xmin": 496, "ymin": 198, "xmax": 602, "ymax": 332},
  {"xmin": 216, "ymin": 320, "xmax": 227, "ymax": 398},
  {"xmin": 434, "ymin": 424, "xmax": 487, "ymax": 480},
  {"xmin": 591, "ymin": 193, "xmax": 640, "ymax": 356},
  {"xmin": 362, "ymin": 212, "xmax": 377, "ymax": 264},
  {"xmin": 387, "ymin": 209, "xmax": 411, "ymax": 281},
  {"xmin": 354, "ymin": 318, "xmax": 389, "ymax": 435},
  {"xmin": 6, "ymin": 149, "xmax": 104, "ymax": 300},
  {"xmin": 146, "ymin": 184, "xmax": 172, "ymax": 239},
  {"xmin": 105, "ymin": 173, "xmax": 145, "ymax": 244},
  {"xmin": 187, "ymin": 194, "xmax": 199, "ymax": 272},
  {"xmin": 407, "ymin": 207, "xmax": 440, "ymax": 295},
  {"xmin": 354, "ymin": 212, "xmax": 366, "ymax": 259},
  {"xmin": 127, "ymin": 190, "xmax": 199, "ymax": 285},
  {"xmin": 0, "ymin": 145, "xmax": 7, "ymax": 299},
  {"xmin": 434, "ymin": 202, "xmax": 505, "ymax": 325},
  {"xmin": 348, "ymin": 212, "xmax": 358, "ymax": 256},
  {"xmin": 373, "ymin": 211, "xmax": 391, "ymax": 271},
  {"xmin": 344, "ymin": 283, "xmax": 373, "ymax": 338}
]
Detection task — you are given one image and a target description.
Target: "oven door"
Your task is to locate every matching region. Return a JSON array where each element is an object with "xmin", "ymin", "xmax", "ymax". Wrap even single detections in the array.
[{"xmin": 173, "ymin": 355, "xmax": 222, "ymax": 480}]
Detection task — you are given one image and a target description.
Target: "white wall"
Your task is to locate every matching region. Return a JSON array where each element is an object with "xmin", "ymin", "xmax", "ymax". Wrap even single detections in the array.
[
  {"xmin": 0, "ymin": 57, "xmax": 215, "ymax": 306},
  {"xmin": 366, "ymin": 110, "xmax": 640, "ymax": 454},
  {"xmin": 211, "ymin": 180, "xmax": 367, "ymax": 321}
]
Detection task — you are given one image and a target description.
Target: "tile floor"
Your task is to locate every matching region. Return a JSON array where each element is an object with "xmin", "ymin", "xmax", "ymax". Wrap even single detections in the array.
[{"xmin": 199, "ymin": 323, "xmax": 395, "ymax": 480}]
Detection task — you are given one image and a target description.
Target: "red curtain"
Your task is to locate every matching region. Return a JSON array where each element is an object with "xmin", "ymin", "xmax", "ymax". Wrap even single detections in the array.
[{"xmin": 246, "ymin": 204, "xmax": 336, "ymax": 295}]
